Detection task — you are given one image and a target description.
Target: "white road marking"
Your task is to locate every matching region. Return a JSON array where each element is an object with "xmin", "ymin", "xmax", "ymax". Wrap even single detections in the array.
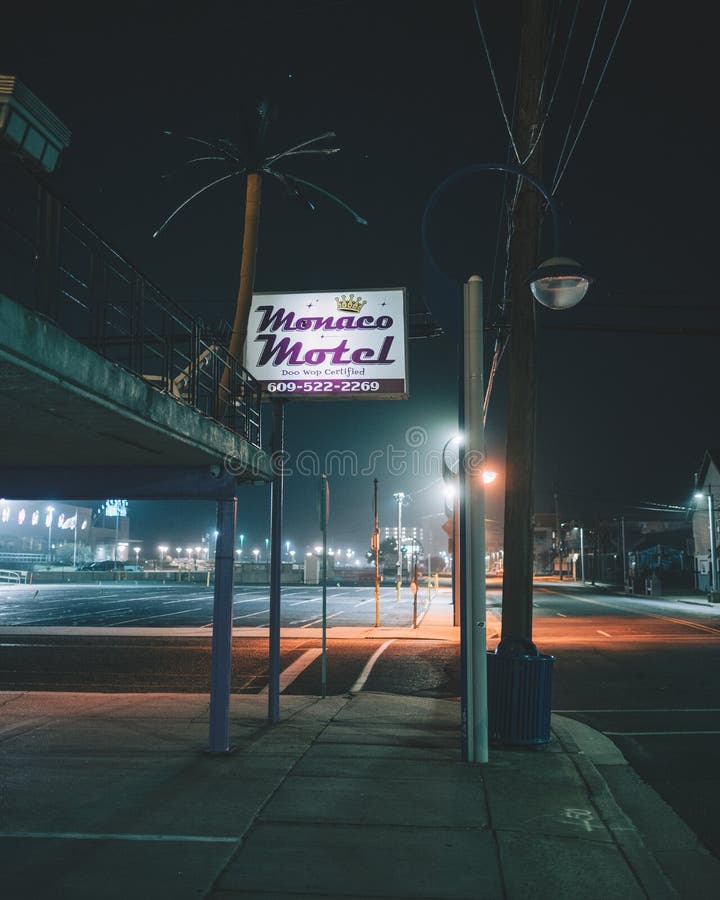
[
  {"xmin": 112, "ymin": 608, "xmax": 204, "ymax": 625},
  {"xmin": 0, "ymin": 717, "xmax": 49, "ymax": 739},
  {"xmin": 556, "ymin": 612, "xmax": 567, "ymax": 617},
  {"xmin": 350, "ymin": 639, "xmax": 395, "ymax": 693},
  {"xmin": 301, "ymin": 611, "xmax": 345, "ymax": 628},
  {"xmin": 233, "ymin": 610, "xmax": 268, "ymax": 622},
  {"xmin": 597, "ymin": 630, "xmax": 611, "ymax": 637},
  {"xmin": 0, "ymin": 830, "xmax": 237, "ymax": 843},
  {"xmin": 539, "ymin": 588, "xmax": 720, "ymax": 636},
  {"xmin": 554, "ymin": 708, "xmax": 720, "ymax": 713},
  {"xmin": 604, "ymin": 730, "xmax": 720, "ymax": 736},
  {"xmin": 258, "ymin": 648, "xmax": 323, "ymax": 695}
]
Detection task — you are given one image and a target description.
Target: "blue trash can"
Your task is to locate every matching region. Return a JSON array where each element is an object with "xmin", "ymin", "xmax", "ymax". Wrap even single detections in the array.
[{"xmin": 486, "ymin": 647, "xmax": 554, "ymax": 746}]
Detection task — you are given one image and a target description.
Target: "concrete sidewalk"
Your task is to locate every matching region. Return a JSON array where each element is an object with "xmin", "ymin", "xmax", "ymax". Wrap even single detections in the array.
[
  {"xmin": 1, "ymin": 690, "xmax": 719, "ymax": 899},
  {"xmin": 1, "ymin": 587, "xmax": 719, "ymax": 898}
]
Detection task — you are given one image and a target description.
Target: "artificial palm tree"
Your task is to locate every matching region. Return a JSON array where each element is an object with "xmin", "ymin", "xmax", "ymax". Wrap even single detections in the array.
[{"xmin": 154, "ymin": 101, "xmax": 367, "ymax": 412}]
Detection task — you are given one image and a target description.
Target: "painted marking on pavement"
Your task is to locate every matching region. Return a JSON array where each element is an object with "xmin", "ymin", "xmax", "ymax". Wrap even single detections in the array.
[
  {"xmin": 604, "ymin": 730, "xmax": 720, "ymax": 736},
  {"xmin": 0, "ymin": 831, "xmax": 238, "ymax": 843},
  {"xmin": 300, "ymin": 611, "xmax": 345, "ymax": 628},
  {"xmin": 555, "ymin": 708, "xmax": 720, "ymax": 713},
  {"xmin": 597, "ymin": 630, "xmax": 611, "ymax": 637},
  {"xmin": 539, "ymin": 588, "xmax": 720, "ymax": 636},
  {"xmin": 0, "ymin": 717, "xmax": 49, "ymax": 740},
  {"xmin": 233, "ymin": 609, "xmax": 269, "ymax": 622},
  {"xmin": 350, "ymin": 639, "xmax": 395, "ymax": 693},
  {"xmin": 259, "ymin": 648, "xmax": 323, "ymax": 695},
  {"xmin": 556, "ymin": 612, "xmax": 567, "ymax": 617},
  {"xmin": 112, "ymin": 608, "xmax": 204, "ymax": 625}
]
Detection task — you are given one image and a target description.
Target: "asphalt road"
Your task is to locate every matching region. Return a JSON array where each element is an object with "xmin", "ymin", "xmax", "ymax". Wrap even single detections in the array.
[{"xmin": 0, "ymin": 583, "xmax": 423, "ymax": 629}]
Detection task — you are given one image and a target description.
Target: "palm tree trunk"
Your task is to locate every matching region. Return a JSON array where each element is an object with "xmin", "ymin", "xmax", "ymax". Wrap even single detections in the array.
[{"xmin": 218, "ymin": 171, "xmax": 262, "ymax": 416}]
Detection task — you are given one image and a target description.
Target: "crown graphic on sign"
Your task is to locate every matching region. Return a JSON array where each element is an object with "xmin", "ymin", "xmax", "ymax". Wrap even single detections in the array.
[{"xmin": 335, "ymin": 293, "xmax": 366, "ymax": 313}]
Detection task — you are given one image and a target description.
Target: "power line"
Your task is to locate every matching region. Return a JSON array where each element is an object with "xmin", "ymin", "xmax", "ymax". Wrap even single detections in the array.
[
  {"xmin": 552, "ymin": 0, "xmax": 634, "ymax": 193},
  {"xmin": 471, "ymin": 0, "xmax": 521, "ymax": 163},
  {"xmin": 551, "ymin": 0, "xmax": 608, "ymax": 192}
]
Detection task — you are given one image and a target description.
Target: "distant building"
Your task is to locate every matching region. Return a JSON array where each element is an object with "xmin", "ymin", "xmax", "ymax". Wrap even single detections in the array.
[
  {"xmin": 0, "ymin": 498, "xmax": 131, "ymax": 567},
  {"xmin": 692, "ymin": 449, "xmax": 720, "ymax": 592}
]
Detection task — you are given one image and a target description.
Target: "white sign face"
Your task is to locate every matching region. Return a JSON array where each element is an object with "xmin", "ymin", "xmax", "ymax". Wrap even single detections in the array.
[
  {"xmin": 104, "ymin": 499, "xmax": 128, "ymax": 518},
  {"xmin": 245, "ymin": 289, "xmax": 408, "ymax": 400}
]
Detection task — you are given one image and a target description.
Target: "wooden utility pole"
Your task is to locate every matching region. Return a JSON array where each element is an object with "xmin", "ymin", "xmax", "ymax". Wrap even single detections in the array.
[{"xmin": 500, "ymin": 0, "xmax": 546, "ymax": 650}]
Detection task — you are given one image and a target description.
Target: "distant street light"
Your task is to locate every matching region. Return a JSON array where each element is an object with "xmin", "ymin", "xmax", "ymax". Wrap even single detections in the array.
[
  {"xmin": 695, "ymin": 489, "xmax": 717, "ymax": 592},
  {"xmin": 393, "ymin": 492, "xmax": 407, "ymax": 599},
  {"xmin": 46, "ymin": 506, "xmax": 55, "ymax": 564},
  {"xmin": 252, "ymin": 548, "xmax": 260, "ymax": 563}
]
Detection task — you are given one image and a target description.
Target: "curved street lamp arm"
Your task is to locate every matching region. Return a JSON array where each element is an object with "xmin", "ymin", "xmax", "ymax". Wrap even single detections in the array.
[{"xmin": 421, "ymin": 162, "xmax": 560, "ymax": 281}]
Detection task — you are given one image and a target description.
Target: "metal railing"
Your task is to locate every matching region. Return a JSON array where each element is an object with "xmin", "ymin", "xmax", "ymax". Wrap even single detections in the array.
[
  {"xmin": 0, "ymin": 159, "xmax": 261, "ymax": 447},
  {"xmin": 0, "ymin": 569, "xmax": 29, "ymax": 584}
]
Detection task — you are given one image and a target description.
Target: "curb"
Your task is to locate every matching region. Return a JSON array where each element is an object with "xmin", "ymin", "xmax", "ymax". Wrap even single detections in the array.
[{"xmin": 552, "ymin": 715, "xmax": 678, "ymax": 899}]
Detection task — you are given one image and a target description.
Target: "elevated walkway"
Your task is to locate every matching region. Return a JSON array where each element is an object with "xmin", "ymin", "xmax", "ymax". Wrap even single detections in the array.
[{"xmin": 0, "ymin": 293, "xmax": 270, "ymax": 493}]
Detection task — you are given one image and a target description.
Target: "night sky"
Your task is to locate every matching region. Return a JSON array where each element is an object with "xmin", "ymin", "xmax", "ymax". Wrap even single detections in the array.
[{"xmin": 6, "ymin": 1, "xmax": 717, "ymax": 556}]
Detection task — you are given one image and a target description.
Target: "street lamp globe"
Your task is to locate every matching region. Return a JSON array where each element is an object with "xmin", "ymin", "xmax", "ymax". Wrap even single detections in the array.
[{"xmin": 529, "ymin": 257, "xmax": 593, "ymax": 310}]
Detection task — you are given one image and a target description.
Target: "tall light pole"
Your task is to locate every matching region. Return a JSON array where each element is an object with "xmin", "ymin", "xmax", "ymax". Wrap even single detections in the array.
[
  {"xmin": 423, "ymin": 176, "xmax": 591, "ymax": 753},
  {"xmin": 442, "ymin": 436, "xmax": 462, "ymax": 627},
  {"xmin": 46, "ymin": 506, "xmax": 54, "ymax": 564},
  {"xmin": 373, "ymin": 478, "xmax": 380, "ymax": 627},
  {"xmin": 462, "ymin": 276, "xmax": 488, "ymax": 763},
  {"xmin": 393, "ymin": 492, "xmax": 406, "ymax": 599}
]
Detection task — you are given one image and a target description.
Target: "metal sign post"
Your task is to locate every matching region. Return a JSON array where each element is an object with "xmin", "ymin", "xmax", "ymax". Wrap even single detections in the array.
[
  {"xmin": 320, "ymin": 473, "xmax": 329, "ymax": 698},
  {"xmin": 373, "ymin": 478, "xmax": 380, "ymax": 627}
]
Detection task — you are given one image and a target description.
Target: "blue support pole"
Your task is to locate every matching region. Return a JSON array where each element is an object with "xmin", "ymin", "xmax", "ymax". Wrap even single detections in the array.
[
  {"xmin": 208, "ymin": 496, "xmax": 237, "ymax": 752},
  {"xmin": 268, "ymin": 399, "xmax": 285, "ymax": 723}
]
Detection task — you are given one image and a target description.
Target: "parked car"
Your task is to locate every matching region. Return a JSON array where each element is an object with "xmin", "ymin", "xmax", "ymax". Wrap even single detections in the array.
[{"xmin": 77, "ymin": 560, "xmax": 125, "ymax": 571}]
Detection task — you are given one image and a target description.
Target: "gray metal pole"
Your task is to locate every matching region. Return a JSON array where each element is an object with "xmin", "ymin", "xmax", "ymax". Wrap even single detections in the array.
[
  {"xmin": 708, "ymin": 492, "xmax": 717, "ymax": 592},
  {"xmin": 374, "ymin": 478, "xmax": 380, "ymax": 627},
  {"xmin": 208, "ymin": 496, "xmax": 237, "ymax": 752},
  {"xmin": 621, "ymin": 516, "xmax": 627, "ymax": 587},
  {"xmin": 463, "ymin": 276, "xmax": 488, "ymax": 764},
  {"xmin": 453, "ymin": 498, "xmax": 461, "ymax": 626},
  {"xmin": 321, "ymin": 474, "xmax": 328, "ymax": 698},
  {"xmin": 579, "ymin": 526, "xmax": 585, "ymax": 583}
]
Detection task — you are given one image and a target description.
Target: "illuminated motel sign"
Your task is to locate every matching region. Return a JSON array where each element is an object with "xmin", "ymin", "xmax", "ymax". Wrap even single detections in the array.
[{"xmin": 245, "ymin": 289, "xmax": 408, "ymax": 400}]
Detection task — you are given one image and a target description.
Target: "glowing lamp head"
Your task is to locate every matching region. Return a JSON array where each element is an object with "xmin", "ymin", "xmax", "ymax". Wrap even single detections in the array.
[{"xmin": 529, "ymin": 257, "xmax": 593, "ymax": 310}]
